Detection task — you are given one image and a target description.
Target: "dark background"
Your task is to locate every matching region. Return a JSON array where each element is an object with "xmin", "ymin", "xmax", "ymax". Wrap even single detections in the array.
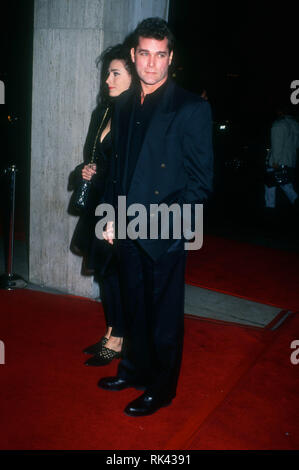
[
  {"xmin": 0, "ymin": 0, "xmax": 34, "ymax": 240},
  {"xmin": 169, "ymin": 1, "xmax": 298, "ymax": 118},
  {"xmin": 169, "ymin": 0, "xmax": 299, "ymax": 243},
  {"xmin": 1, "ymin": 0, "xmax": 299, "ymax": 250}
]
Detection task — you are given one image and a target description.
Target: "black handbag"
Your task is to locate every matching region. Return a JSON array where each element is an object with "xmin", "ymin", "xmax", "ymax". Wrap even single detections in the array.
[
  {"xmin": 73, "ymin": 107, "xmax": 109, "ymax": 210},
  {"xmin": 264, "ymin": 166, "xmax": 292, "ymax": 188}
]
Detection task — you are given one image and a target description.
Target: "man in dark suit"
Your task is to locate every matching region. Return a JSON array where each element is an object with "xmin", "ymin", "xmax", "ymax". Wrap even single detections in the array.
[{"xmin": 98, "ymin": 17, "xmax": 213, "ymax": 417}]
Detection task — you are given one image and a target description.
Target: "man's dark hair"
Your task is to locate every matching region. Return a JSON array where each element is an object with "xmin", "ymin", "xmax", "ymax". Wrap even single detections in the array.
[{"xmin": 131, "ymin": 17, "xmax": 175, "ymax": 53}]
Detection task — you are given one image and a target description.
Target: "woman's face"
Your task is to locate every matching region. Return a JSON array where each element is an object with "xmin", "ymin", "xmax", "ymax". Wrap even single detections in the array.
[{"xmin": 106, "ymin": 59, "xmax": 132, "ymax": 97}]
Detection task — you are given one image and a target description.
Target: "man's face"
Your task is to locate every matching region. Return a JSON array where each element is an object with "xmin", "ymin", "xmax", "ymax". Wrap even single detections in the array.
[{"xmin": 131, "ymin": 36, "xmax": 173, "ymax": 89}]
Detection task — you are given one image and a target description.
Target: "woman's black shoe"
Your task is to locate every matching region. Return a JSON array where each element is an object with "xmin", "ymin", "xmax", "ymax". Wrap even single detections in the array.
[
  {"xmin": 83, "ymin": 336, "xmax": 108, "ymax": 355},
  {"xmin": 84, "ymin": 345, "xmax": 121, "ymax": 366}
]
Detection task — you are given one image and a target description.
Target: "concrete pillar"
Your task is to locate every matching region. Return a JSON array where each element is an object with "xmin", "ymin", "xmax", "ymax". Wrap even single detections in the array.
[{"xmin": 30, "ymin": 0, "xmax": 169, "ymax": 297}]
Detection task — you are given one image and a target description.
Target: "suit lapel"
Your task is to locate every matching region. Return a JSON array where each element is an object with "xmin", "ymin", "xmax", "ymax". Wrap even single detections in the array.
[
  {"xmin": 115, "ymin": 89, "xmax": 135, "ymax": 193},
  {"xmin": 122, "ymin": 97, "xmax": 136, "ymax": 193}
]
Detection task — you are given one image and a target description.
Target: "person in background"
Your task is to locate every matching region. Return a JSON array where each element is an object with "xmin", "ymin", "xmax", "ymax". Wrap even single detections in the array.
[{"xmin": 265, "ymin": 103, "xmax": 299, "ymax": 211}]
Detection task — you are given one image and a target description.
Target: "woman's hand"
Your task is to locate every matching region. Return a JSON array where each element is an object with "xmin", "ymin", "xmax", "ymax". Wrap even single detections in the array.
[
  {"xmin": 103, "ymin": 221, "xmax": 114, "ymax": 245},
  {"xmin": 82, "ymin": 164, "xmax": 97, "ymax": 181}
]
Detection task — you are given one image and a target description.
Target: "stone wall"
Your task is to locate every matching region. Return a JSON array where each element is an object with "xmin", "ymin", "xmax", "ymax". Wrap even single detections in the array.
[{"xmin": 29, "ymin": 0, "xmax": 169, "ymax": 296}]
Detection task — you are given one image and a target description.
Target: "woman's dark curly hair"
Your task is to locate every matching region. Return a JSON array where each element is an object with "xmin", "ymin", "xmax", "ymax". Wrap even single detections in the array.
[{"xmin": 96, "ymin": 43, "xmax": 135, "ymax": 105}]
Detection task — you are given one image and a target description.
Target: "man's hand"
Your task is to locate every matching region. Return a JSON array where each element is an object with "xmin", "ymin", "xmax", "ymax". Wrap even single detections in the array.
[{"xmin": 102, "ymin": 221, "xmax": 114, "ymax": 245}]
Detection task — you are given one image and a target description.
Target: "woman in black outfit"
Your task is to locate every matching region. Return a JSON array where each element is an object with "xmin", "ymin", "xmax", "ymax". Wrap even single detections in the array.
[{"xmin": 71, "ymin": 44, "xmax": 133, "ymax": 366}]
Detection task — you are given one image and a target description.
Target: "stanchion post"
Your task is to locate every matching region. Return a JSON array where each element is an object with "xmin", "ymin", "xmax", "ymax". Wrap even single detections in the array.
[{"xmin": 0, "ymin": 164, "xmax": 27, "ymax": 289}]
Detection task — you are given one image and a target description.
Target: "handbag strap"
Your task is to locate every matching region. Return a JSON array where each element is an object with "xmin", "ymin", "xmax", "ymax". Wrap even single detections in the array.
[{"xmin": 90, "ymin": 107, "xmax": 109, "ymax": 164}]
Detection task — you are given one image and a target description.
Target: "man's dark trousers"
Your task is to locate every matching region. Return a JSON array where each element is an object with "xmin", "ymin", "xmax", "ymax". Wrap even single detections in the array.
[
  {"xmin": 117, "ymin": 238, "xmax": 186, "ymax": 401},
  {"xmin": 107, "ymin": 79, "xmax": 214, "ymax": 401}
]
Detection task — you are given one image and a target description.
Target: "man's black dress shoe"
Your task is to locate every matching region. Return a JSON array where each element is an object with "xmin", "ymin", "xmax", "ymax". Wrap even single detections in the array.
[
  {"xmin": 98, "ymin": 376, "xmax": 145, "ymax": 391},
  {"xmin": 83, "ymin": 337, "xmax": 107, "ymax": 355},
  {"xmin": 124, "ymin": 392, "xmax": 172, "ymax": 417}
]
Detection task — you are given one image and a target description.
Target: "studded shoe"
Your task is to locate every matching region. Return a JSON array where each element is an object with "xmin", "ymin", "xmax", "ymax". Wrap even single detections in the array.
[
  {"xmin": 84, "ymin": 344, "xmax": 122, "ymax": 366},
  {"xmin": 83, "ymin": 336, "xmax": 108, "ymax": 355}
]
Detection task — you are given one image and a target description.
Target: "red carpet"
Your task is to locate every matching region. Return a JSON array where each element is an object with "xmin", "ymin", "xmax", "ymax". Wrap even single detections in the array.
[
  {"xmin": 186, "ymin": 312, "xmax": 299, "ymax": 450},
  {"xmin": 0, "ymin": 289, "xmax": 298, "ymax": 450},
  {"xmin": 186, "ymin": 235, "xmax": 299, "ymax": 311}
]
